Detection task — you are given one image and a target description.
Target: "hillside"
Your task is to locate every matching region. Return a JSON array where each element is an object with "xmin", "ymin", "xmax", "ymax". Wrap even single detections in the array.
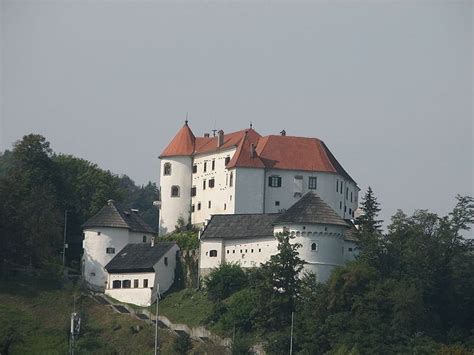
[{"xmin": 0, "ymin": 273, "xmax": 225, "ymax": 354}]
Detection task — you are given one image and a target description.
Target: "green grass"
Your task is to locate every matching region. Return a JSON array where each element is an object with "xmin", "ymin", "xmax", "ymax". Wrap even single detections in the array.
[
  {"xmin": 158, "ymin": 288, "xmax": 214, "ymax": 327},
  {"xmin": 0, "ymin": 273, "xmax": 224, "ymax": 354}
]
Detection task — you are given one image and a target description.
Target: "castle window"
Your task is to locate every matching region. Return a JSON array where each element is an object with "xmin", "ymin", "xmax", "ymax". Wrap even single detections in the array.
[
  {"xmin": 191, "ymin": 205, "xmax": 195, "ymax": 212},
  {"xmin": 340, "ymin": 201, "xmax": 342, "ymax": 209},
  {"xmin": 208, "ymin": 201, "xmax": 212, "ymax": 208},
  {"xmin": 225, "ymin": 156, "xmax": 230, "ymax": 165},
  {"xmin": 203, "ymin": 180, "xmax": 206, "ymax": 190},
  {"xmin": 336, "ymin": 180, "xmax": 338, "ymax": 192},
  {"xmin": 198, "ymin": 202, "xmax": 201, "ymax": 210},
  {"xmin": 143, "ymin": 236, "xmax": 147, "ymax": 243},
  {"xmin": 134, "ymin": 279, "xmax": 139, "ymax": 288},
  {"xmin": 191, "ymin": 186, "xmax": 197, "ymax": 196},
  {"xmin": 348, "ymin": 247, "xmax": 353, "ymax": 252},
  {"xmin": 259, "ymin": 248, "xmax": 261, "ymax": 252},
  {"xmin": 275, "ymin": 201, "xmax": 280, "ymax": 206},
  {"xmin": 106, "ymin": 247, "xmax": 115, "ymax": 254},
  {"xmin": 164, "ymin": 163, "xmax": 172, "ymax": 176},
  {"xmin": 97, "ymin": 231, "xmax": 101, "ymax": 236},
  {"xmin": 171, "ymin": 185, "xmax": 180, "ymax": 197},
  {"xmin": 344, "ymin": 206, "xmax": 347, "ymax": 212},
  {"xmin": 164, "ymin": 257, "xmax": 168, "ymax": 266},
  {"xmin": 224, "ymin": 203, "xmax": 227, "ymax": 210},
  {"xmin": 230, "ymin": 195, "xmax": 232, "ymax": 201},
  {"xmin": 251, "ymin": 249, "xmax": 254, "ymax": 253},
  {"xmin": 112, "ymin": 280, "xmax": 121, "ymax": 289},
  {"xmin": 212, "ymin": 160, "xmax": 215, "ymax": 170},
  {"xmin": 229, "ymin": 172, "xmax": 233, "ymax": 187},
  {"xmin": 311, "ymin": 243, "xmax": 318, "ymax": 251},
  {"xmin": 227, "ymin": 250, "xmax": 229, "ymax": 254},
  {"xmin": 233, "ymin": 250, "xmax": 235, "ymax": 254},
  {"xmin": 346, "ymin": 187, "xmax": 349, "ymax": 199},
  {"xmin": 350, "ymin": 191, "xmax": 353, "ymax": 202},
  {"xmin": 349, "ymin": 208, "xmax": 352, "ymax": 215},
  {"xmin": 209, "ymin": 250, "xmax": 217, "ymax": 257},
  {"xmin": 308, "ymin": 176, "xmax": 317, "ymax": 189},
  {"xmin": 143, "ymin": 279, "xmax": 148, "ymax": 288},
  {"xmin": 122, "ymin": 280, "xmax": 131, "ymax": 288},
  {"xmin": 269, "ymin": 175, "xmax": 282, "ymax": 187},
  {"xmin": 209, "ymin": 179, "xmax": 215, "ymax": 188},
  {"xmin": 193, "ymin": 164, "xmax": 197, "ymax": 173},
  {"xmin": 204, "ymin": 161, "xmax": 207, "ymax": 172}
]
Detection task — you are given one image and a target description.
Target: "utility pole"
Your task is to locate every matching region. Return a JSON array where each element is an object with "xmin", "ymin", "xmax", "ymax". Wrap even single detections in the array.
[
  {"xmin": 289, "ymin": 311, "xmax": 294, "ymax": 355},
  {"xmin": 154, "ymin": 284, "xmax": 160, "ymax": 355},
  {"xmin": 62, "ymin": 210, "xmax": 68, "ymax": 267}
]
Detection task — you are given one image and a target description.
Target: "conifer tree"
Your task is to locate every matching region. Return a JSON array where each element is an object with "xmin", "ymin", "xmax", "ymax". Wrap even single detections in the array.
[{"xmin": 356, "ymin": 186, "xmax": 383, "ymax": 234}]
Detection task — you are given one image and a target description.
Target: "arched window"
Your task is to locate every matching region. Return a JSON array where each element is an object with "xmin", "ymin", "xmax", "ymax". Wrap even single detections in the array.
[
  {"xmin": 164, "ymin": 163, "xmax": 172, "ymax": 176},
  {"xmin": 142, "ymin": 235, "xmax": 147, "ymax": 243},
  {"xmin": 311, "ymin": 243, "xmax": 318, "ymax": 251},
  {"xmin": 171, "ymin": 185, "xmax": 180, "ymax": 197},
  {"xmin": 209, "ymin": 250, "xmax": 218, "ymax": 257},
  {"xmin": 112, "ymin": 280, "xmax": 121, "ymax": 289}
]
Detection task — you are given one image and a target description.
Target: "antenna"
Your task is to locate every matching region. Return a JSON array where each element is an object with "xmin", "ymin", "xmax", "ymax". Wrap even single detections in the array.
[
  {"xmin": 185, "ymin": 112, "xmax": 188, "ymax": 125},
  {"xmin": 250, "ymin": 121, "xmax": 253, "ymax": 129}
]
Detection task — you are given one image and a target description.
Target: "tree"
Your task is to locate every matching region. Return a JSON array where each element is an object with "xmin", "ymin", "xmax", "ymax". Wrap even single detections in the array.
[
  {"xmin": 255, "ymin": 232, "xmax": 305, "ymax": 332},
  {"xmin": 204, "ymin": 263, "xmax": 248, "ymax": 301},
  {"xmin": 356, "ymin": 186, "xmax": 383, "ymax": 234}
]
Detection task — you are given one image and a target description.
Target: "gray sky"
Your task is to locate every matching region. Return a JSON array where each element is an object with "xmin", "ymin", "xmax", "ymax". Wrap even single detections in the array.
[{"xmin": 1, "ymin": 0, "xmax": 473, "ymax": 228}]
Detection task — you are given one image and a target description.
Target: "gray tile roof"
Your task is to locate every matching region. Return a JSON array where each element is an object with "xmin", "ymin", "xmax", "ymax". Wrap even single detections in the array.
[
  {"xmin": 82, "ymin": 200, "xmax": 155, "ymax": 234},
  {"xmin": 274, "ymin": 192, "xmax": 349, "ymax": 227},
  {"xmin": 105, "ymin": 242, "xmax": 177, "ymax": 273},
  {"xmin": 200, "ymin": 213, "xmax": 281, "ymax": 240},
  {"xmin": 344, "ymin": 220, "xmax": 359, "ymax": 242}
]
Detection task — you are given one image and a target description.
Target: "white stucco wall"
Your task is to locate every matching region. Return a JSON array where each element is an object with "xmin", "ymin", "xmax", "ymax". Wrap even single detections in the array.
[
  {"xmin": 222, "ymin": 237, "xmax": 278, "ymax": 268},
  {"xmin": 234, "ymin": 168, "xmax": 265, "ymax": 214},
  {"xmin": 160, "ymin": 156, "xmax": 193, "ymax": 235},
  {"xmin": 199, "ymin": 239, "xmax": 225, "ymax": 270},
  {"xmin": 153, "ymin": 244, "xmax": 179, "ymax": 295},
  {"xmin": 83, "ymin": 227, "xmax": 130, "ymax": 290},
  {"xmin": 191, "ymin": 148, "xmax": 237, "ymax": 226},
  {"xmin": 343, "ymin": 240, "xmax": 359, "ymax": 262},
  {"xmin": 264, "ymin": 170, "xmax": 358, "ymax": 219},
  {"xmin": 105, "ymin": 272, "xmax": 155, "ymax": 306}
]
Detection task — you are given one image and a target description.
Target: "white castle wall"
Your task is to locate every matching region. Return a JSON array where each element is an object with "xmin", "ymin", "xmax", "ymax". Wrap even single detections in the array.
[
  {"xmin": 234, "ymin": 168, "xmax": 265, "ymax": 214},
  {"xmin": 160, "ymin": 156, "xmax": 193, "ymax": 234},
  {"xmin": 191, "ymin": 148, "xmax": 237, "ymax": 225},
  {"xmin": 83, "ymin": 227, "xmax": 129, "ymax": 290},
  {"xmin": 105, "ymin": 272, "xmax": 155, "ymax": 306},
  {"xmin": 264, "ymin": 170, "xmax": 358, "ymax": 219},
  {"xmin": 274, "ymin": 224, "xmax": 347, "ymax": 282},
  {"xmin": 153, "ymin": 244, "xmax": 179, "ymax": 297}
]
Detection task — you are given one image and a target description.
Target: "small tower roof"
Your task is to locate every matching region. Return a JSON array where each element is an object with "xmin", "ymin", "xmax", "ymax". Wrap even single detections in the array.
[
  {"xmin": 226, "ymin": 129, "xmax": 265, "ymax": 169},
  {"xmin": 274, "ymin": 192, "xmax": 348, "ymax": 227},
  {"xmin": 159, "ymin": 122, "xmax": 196, "ymax": 158},
  {"xmin": 82, "ymin": 200, "xmax": 156, "ymax": 234}
]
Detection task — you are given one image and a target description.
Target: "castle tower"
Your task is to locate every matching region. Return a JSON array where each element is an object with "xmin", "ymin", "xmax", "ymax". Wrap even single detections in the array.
[{"xmin": 159, "ymin": 121, "xmax": 195, "ymax": 234}]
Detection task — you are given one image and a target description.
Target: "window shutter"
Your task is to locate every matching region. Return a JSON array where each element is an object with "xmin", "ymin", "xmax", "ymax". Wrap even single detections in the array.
[{"xmin": 278, "ymin": 177, "xmax": 282, "ymax": 187}]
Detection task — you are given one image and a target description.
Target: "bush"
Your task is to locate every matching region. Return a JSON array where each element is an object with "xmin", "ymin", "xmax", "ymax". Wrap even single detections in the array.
[
  {"xmin": 173, "ymin": 333, "xmax": 192, "ymax": 355},
  {"xmin": 204, "ymin": 263, "xmax": 248, "ymax": 301}
]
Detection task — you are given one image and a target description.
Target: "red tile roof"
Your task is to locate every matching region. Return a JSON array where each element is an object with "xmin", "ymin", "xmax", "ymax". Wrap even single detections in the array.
[
  {"xmin": 159, "ymin": 122, "xmax": 195, "ymax": 158},
  {"xmin": 227, "ymin": 130, "xmax": 265, "ymax": 169},
  {"xmin": 256, "ymin": 135, "xmax": 355, "ymax": 182},
  {"xmin": 159, "ymin": 124, "xmax": 355, "ymax": 183}
]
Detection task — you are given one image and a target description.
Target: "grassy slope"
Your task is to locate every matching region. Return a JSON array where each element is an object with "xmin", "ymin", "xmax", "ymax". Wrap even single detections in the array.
[{"xmin": 0, "ymin": 274, "xmax": 224, "ymax": 354}]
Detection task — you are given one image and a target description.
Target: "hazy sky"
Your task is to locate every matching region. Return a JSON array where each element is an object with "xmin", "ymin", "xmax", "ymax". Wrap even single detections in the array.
[{"xmin": 1, "ymin": 0, "xmax": 473, "ymax": 228}]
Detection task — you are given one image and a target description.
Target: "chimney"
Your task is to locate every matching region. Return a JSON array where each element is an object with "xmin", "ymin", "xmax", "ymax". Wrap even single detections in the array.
[
  {"xmin": 280, "ymin": 130, "xmax": 286, "ymax": 136},
  {"xmin": 217, "ymin": 130, "xmax": 224, "ymax": 147},
  {"xmin": 250, "ymin": 143, "xmax": 256, "ymax": 159},
  {"xmin": 107, "ymin": 199, "xmax": 114, "ymax": 206},
  {"xmin": 204, "ymin": 133, "xmax": 210, "ymax": 138}
]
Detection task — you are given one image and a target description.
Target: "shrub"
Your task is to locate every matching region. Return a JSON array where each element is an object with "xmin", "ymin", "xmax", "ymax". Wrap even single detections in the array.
[{"xmin": 204, "ymin": 263, "xmax": 248, "ymax": 301}]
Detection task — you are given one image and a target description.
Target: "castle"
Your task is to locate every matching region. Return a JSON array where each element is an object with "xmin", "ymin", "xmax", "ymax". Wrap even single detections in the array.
[
  {"xmin": 159, "ymin": 122, "xmax": 361, "ymax": 282},
  {"xmin": 159, "ymin": 121, "xmax": 359, "ymax": 234}
]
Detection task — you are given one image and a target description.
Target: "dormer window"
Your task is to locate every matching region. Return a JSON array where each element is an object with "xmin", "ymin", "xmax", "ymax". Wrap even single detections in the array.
[
  {"xmin": 163, "ymin": 163, "xmax": 172, "ymax": 176},
  {"xmin": 171, "ymin": 185, "xmax": 180, "ymax": 197}
]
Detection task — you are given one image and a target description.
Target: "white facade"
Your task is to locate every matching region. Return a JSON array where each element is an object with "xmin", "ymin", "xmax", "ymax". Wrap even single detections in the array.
[
  {"xmin": 104, "ymin": 244, "xmax": 179, "ymax": 307},
  {"xmin": 200, "ymin": 224, "xmax": 359, "ymax": 282},
  {"xmin": 160, "ymin": 159, "xmax": 358, "ymax": 233},
  {"xmin": 191, "ymin": 148, "xmax": 237, "ymax": 224},
  {"xmin": 160, "ymin": 156, "xmax": 193, "ymax": 234},
  {"xmin": 82, "ymin": 227, "xmax": 155, "ymax": 291}
]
